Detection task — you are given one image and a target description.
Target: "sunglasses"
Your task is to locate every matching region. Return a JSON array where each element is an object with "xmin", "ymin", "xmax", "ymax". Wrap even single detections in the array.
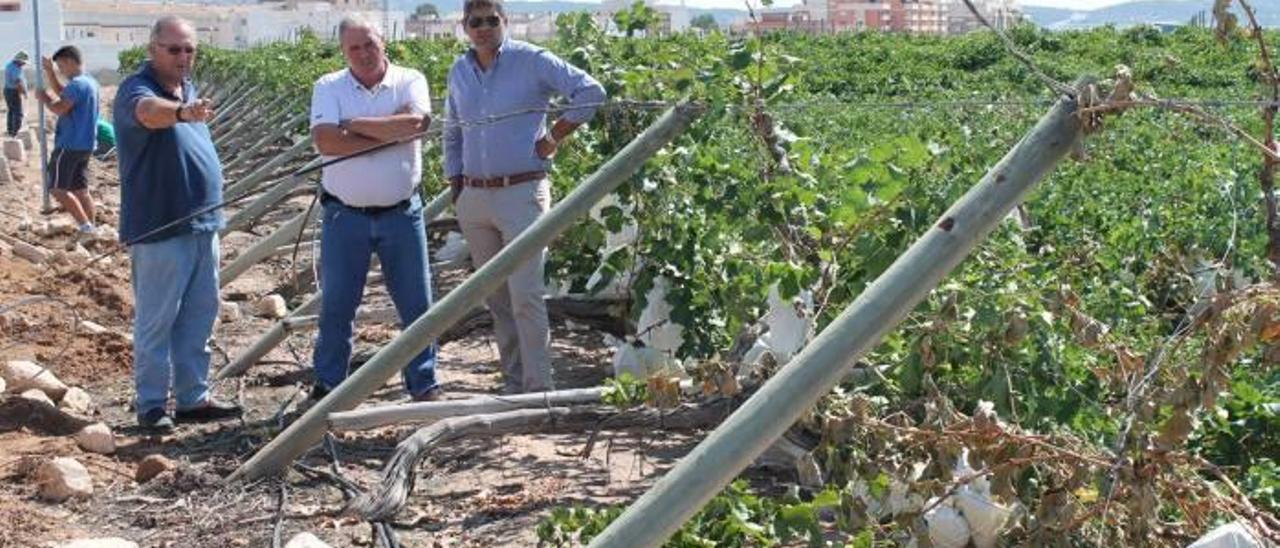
[
  {"xmin": 157, "ymin": 43, "xmax": 197, "ymax": 56},
  {"xmin": 467, "ymin": 15, "xmax": 501, "ymax": 29}
]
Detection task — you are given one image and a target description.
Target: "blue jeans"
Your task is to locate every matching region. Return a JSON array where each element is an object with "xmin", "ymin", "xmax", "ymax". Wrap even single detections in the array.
[
  {"xmin": 4, "ymin": 88, "xmax": 21, "ymax": 137},
  {"xmin": 313, "ymin": 194, "xmax": 438, "ymax": 397},
  {"xmin": 129, "ymin": 231, "xmax": 219, "ymax": 417}
]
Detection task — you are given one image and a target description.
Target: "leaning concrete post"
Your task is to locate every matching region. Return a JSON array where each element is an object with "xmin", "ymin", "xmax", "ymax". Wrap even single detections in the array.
[{"xmin": 587, "ymin": 84, "xmax": 1089, "ymax": 548}]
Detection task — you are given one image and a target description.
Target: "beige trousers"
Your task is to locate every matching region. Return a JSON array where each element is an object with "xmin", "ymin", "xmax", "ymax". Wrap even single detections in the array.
[{"xmin": 455, "ymin": 179, "xmax": 554, "ymax": 392}]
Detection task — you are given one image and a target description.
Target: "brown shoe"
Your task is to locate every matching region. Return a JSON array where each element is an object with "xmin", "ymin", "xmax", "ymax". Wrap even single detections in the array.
[
  {"xmin": 412, "ymin": 387, "xmax": 446, "ymax": 402},
  {"xmin": 175, "ymin": 399, "xmax": 243, "ymax": 423}
]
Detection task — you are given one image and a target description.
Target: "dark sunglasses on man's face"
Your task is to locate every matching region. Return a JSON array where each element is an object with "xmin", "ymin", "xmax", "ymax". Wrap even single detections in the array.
[{"xmin": 467, "ymin": 15, "xmax": 501, "ymax": 29}]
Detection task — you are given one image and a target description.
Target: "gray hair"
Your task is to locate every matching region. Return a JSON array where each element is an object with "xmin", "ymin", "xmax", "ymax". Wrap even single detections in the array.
[
  {"xmin": 337, "ymin": 16, "xmax": 382, "ymax": 39},
  {"xmin": 150, "ymin": 15, "xmax": 195, "ymax": 43}
]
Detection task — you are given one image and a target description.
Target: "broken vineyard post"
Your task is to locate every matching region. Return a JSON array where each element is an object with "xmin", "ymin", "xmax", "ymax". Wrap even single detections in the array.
[
  {"xmin": 228, "ymin": 102, "xmax": 703, "ymax": 482},
  {"xmin": 587, "ymin": 81, "xmax": 1091, "ymax": 547}
]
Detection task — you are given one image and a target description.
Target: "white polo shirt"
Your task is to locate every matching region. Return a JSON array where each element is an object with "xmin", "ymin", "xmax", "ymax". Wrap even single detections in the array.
[{"xmin": 310, "ymin": 64, "xmax": 431, "ymax": 207}]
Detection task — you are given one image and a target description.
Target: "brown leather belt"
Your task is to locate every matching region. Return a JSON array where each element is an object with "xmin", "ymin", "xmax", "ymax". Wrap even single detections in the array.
[{"xmin": 463, "ymin": 171, "xmax": 546, "ymax": 188}]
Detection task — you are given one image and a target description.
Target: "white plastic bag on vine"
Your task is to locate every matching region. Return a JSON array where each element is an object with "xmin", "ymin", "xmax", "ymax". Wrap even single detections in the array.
[
  {"xmin": 434, "ymin": 231, "xmax": 470, "ymax": 270},
  {"xmin": 606, "ymin": 334, "xmax": 681, "ymax": 379},
  {"xmin": 741, "ymin": 283, "xmax": 814, "ymax": 373},
  {"xmin": 636, "ymin": 276, "xmax": 684, "ymax": 358}
]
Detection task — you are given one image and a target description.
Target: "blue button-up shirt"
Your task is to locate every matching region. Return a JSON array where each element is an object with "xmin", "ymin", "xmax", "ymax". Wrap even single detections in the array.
[
  {"xmin": 443, "ymin": 39, "xmax": 606, "ymax": 179},
  {"xmin": 114, "ymin": 62, "xmax": 224, "ymax": 244}
]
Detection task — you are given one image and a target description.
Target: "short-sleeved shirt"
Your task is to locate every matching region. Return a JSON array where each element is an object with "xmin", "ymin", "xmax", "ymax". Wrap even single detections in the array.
[
  {"xmin": 310, "ymin": 64, "xmax": 430, "ymax": 207},
  {"xmin": 114, "ymin": 61, "xmax": 224, "ymax": 244},
  {"xmin": 4, "ymin": 61, "xmax": 24, "ymax": 90},
  {"xmin": 54, "ymin": 74, "xmax": 100, "ymax": 151}
]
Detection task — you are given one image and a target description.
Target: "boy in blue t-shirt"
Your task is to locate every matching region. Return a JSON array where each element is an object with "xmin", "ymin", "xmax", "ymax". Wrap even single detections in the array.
[{"xmin": 36, "ymin": 45, "xmax": 100, "ymax": 239}]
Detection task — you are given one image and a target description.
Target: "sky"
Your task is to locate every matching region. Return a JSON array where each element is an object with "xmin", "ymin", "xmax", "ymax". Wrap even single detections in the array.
[{"xmin": 548, "ymin": 0, "xmax": 1140, "ymax": 13}]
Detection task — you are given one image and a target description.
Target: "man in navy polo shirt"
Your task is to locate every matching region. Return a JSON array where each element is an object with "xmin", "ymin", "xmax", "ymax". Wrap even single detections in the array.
[
  {"xmin": 114, "ymin": 15, "xmax": 242, "ymax": 432},
  {"xmin": 37, "ymin": 45, "xmax": 100, "ymax": 239}
]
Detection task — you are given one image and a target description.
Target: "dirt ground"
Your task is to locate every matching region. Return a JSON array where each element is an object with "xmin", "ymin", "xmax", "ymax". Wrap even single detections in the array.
[{"xmin": 0, "ymin": 90, "xmax": 711, "ymax": 547}]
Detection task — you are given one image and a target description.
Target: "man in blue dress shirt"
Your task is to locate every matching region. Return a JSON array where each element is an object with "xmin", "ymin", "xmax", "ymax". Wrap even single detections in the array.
[
  {"xmin": 444, "ymin": 0, "xmax": 606, "ymax": 393},
  {"xmin": 115, "ymin": 16, "xmax": 242, "ymax": 431}
]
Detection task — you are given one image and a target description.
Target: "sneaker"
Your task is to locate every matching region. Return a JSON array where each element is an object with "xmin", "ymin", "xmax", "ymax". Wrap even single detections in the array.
[
  {"xmin": 138, "ymin": 408, "xmax": 175, "ymax": 432},
  {"xmin": 174, "ymin": 398, "xmax": 243, "ymax": 423},
  {"xmin": 412, "ymin": 386, "xmax": 446, "ymax": 402}
]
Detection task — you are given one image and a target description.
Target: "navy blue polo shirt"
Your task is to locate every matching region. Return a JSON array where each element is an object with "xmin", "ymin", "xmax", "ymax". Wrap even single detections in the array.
[{"xmin": 114, "ymin": 62, "xmax": 223, "ymax": 244}]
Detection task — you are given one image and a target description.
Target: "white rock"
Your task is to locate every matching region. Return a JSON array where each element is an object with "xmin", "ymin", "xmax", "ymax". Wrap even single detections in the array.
[
  {"xmin": 58, "ymin": 538, "xmax": 139, "ymax": 548},
  {"xmin": 255, "ymin": 294, "xmax": 288, "ymax": 319},
  {"xmin": 36, "ymin": 457, "xmax": 93, "ymax": 501},
  {"xmin": 0, "ymin": 154, "xmax": 11, "ymax": 183},
  {"xmin": 79, "ymin": 320, "xmax": 109, "ymax": 335},
  {"xmin": 2, "ymin": 138, "xmax": 24, "ymax": 162},
  {"xmin": 75, "ymin": 423, "xmax": 116, "ymax": 455},
  {"xmin": 60, "ymin": 386, "xmax": 93, "ymax": 413},
  {"xmin": 1187, "ymin": 521, "xmax": 1264, "ymax": 548},
  {"xmin": 0, "ymin": 375, "xmax": 5, "ymax": 393},
  {"xmin": 20, "ymin": 388, "xmax": 55, "ymax": 406},
  {"xmin": 41, "ymin": 217, "xmax": 78, "ymax": 237},
  {"xmin": 7, "ymin": 238, "xmax": 49, "ymax": 264},
  {"xmin": 220, "ymin": 302, "xmax": 242, "ymax": 322},
  {"xmin": 17, "ymin": 129, "xmax": 35, "ymax": 151},
  {"xmin": 97, "ymin": 226, "xmax": 118, "ymax": 243},
  {"xmin": 284, "ymin": 532, "xmax": 332, "ymax": 548},
  {"xmin": 69, "ymin": 244, "xmax": 93, "ymax": 262},
  {"xmin": 2, "ymin": 359, "xmax": 69, "ymax": 399},
  {"xmin": 16, "ymin": 215, "xmax": 32, "ymax": 232}
]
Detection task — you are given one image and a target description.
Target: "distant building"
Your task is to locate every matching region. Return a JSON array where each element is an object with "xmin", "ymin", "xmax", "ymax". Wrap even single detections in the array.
[
  {"xmin": 406, "ymin": 11, "xmax": 558, "ymax": 42},
  {"xmin": 13, "ymin": 0, "xmax": 405, "ymax": 71},
  {"xmin": 0, "ymin": 0, "xmax": 65, "ymax": 69},
  {"xmin": 946, "ymin": 0, "xmax": 1021, "ymax": 33},
  {"xmin": 739, "ymin": 0, "xmax": 1014, "ymax": 35}
]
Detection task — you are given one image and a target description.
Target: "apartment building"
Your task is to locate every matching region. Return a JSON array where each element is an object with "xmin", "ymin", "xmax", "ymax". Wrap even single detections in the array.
[{"xmin": 742, "ymin": 0, "xmax": 1012, "ymax": 35}]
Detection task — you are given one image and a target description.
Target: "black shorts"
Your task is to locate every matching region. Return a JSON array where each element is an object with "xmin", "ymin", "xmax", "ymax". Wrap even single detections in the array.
[{"xmin": 47, "ymin": 148, "xmax": 91, "ymax": 191}]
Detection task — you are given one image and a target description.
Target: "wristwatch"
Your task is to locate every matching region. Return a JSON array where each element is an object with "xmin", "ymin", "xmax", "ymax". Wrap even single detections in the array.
[{"xmin": 175, "ymin": 104, "xmax": 187, "ymax": 123}]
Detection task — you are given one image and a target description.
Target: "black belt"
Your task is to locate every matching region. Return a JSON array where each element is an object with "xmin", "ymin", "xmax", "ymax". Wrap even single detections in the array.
[{"xmin": 320, "ymin": 192, "xmax": 410, "ymax": 215}]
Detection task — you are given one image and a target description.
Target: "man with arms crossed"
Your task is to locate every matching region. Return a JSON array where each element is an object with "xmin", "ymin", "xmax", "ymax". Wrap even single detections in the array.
[
  {"xmin": 37, "ymin": 46, "xmax": 100, "ymax": 239},
  {"xmin": 444, "ymin": 0, "xmax": 606, "ymax": 394},
  {"xmin": 115, "ymin": 16, "xmax": 242, "ymax": 431},
  {"xmin": 308, "ymin": 17, "xmax": 442, "ymax": 403}
]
